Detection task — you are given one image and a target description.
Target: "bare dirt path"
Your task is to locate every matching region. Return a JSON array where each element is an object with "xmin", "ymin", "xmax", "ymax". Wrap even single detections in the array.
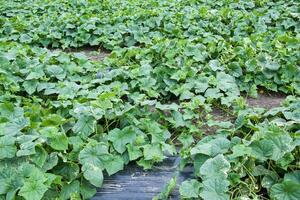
[
  {"xmin": 246, "ymin": 92, "xmax": 286, "ymax": 109},
  {"xmin": 50, "ymin": 46, "xmax": 110, "ymax": 61}
]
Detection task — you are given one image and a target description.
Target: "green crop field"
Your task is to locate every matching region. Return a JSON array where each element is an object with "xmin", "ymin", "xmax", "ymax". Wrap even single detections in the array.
[{"xmin": 0, "ymin": 0, "xmax": 299, "ymax": 199}]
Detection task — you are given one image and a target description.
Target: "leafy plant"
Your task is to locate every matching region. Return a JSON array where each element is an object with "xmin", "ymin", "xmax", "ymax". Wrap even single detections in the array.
[{"xmin": 0, "ymin": 0, "xmax": 299, "ymax": 199}]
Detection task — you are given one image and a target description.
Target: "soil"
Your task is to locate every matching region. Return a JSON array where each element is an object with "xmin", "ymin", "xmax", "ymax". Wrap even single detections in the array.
[
  {"xmin": 212, "ymin": 93, "xmax": 286, "ymax": 121},
  {"xmin": 246, "ymin": 92, "xmax": 286, "ymax": 109},
  {"xmin": 50, "ymin": 46, "xmax": 110, "ymax": 61},
  {"xmin": 204, "ymin": 93, "xmax": 286, "ymax": 134},
  {"xmin": 67, "ymin": 46, "xmax": 110, "ymax": 61}
]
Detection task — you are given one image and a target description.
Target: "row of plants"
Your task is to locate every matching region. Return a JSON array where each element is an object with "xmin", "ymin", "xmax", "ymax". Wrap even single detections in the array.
[
  {"xmin": 1, "ymin": 40, "xmax": 299, "ymax": 199},
  {"xmin": 0, "ymin": 0, "xmax": 299, "ymax": 199},
  {"xmin": 1, "ymin": 0, "xmax": 299, "ymax": 95},
  {"xmin": 178, "ymin": 96, "xmax": 300, "ymax": 199},
  {"xmin": 0, "ymin": 42, "xmax": 176, "ymax": 199}
]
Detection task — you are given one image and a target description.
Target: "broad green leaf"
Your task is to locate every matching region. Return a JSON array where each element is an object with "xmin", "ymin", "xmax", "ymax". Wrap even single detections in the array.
[
  {"xmin": 178, "ymin": 133, "xmax": 194, "ymax": 148},
  {"xmin": 207, "ymin": 120, "xmax": 233, "ymax": 129},
  {"xmin": 191, "ymin": 137, "xmax": 231, "ymax": 157},
  {"xmin": 194, "ymin": 76, "xmax": 209, "ymax": 93},
  {"xmin": 39, "ymin": 127, "xmax": 68, "ymax": 151},
  {"xmin": 57, "ymin": 54, "xmax": 71, "ymax": 63},
  {"xmin": 49, "ymin": 133, "xmax": 68, "ymax": 151},
  {"xmin": 79, "ymin": 142, "xmax": 109, "ymax": 169},
  {"xmin": 271, "ymin": 181, "xmax": 300, "ymax": 200},
  {"xmin": 19, "ymin": 179, "xmax": 48, "ymax": 200},
  {"xmin": 82, "ymin": 163, "xmax": 103, "ymax": 187},
  {"xmin": 262, "ymin": 174, "xmax": 279, "ymax": 189},
  {"xmin": 277, "ymin": 153, "xmax": 294, "ymax": 170},
  {"xmin": 80, "ymin": 180, "xmax": 97, "ymax": 199},
  {"xmin": 200, "ymin": 178, "xmax": 230, "ymax": 200},
  {"xmin": 60, "ymin": 180, "xmax": 80, "ymax": 200},
  {"xmin": 284, "ymin": 171, "xmax": 300, "ymax": 184},
  {"xmin": 217, "ymin": 72, "xmax": 239, "ymax": 94},
  {"xmin": 194, "ymin": 154, "xmax": 210, "ymax": 177},
  {"xmin": 104, "ymin": 155, "xmax": 124, "ymax": 176},
  {"xmin": 42, "ymin": 152, "xmax": 58, "ymax": 171},
  {"xmin": 208, "ymin": 60, "xmax": 223, "ymax": 71},
  {"xmin": 72, "ymin": 115, "xmax": 95, "ymax": 139},
  {"xmin": 53, "ymin": 162, "xmax": 79, "ymax": 182},
  {"xmin": 46, "ymin": 65, "xmax": 66, "ymax": 80},
  {"xmin": 108, "ymin": 127, "xmax": 136, "ymax": 154},
  {"xmin": 200, "ymin": 154, "xmax": 230, "ymax": 179},
  {"xmin": 179, "ymin": 179, "xmax": 201, "ymax": 198},
  {"xmin": 258, "ymin": 54, "xmax": 280, "ymax": 71},
  {"xmin": 205, "ymin": 88, "xmax": 223, "ymax": 99},
  {"xmin": 31, "ymin": 146, "xmax": 47, "ymax": 168},
  {"xmin": 228, "ymin": 144, "xmax": 251, "ymax": 159},
  {"xmin": 143, "ymin": 144, "xmax": 164, "ymax": 161},
  {"xmin": 142, "ymin": 120, "xmax": 170, "ymax": 144},
  {"xmin": 19, "ymin": 34, "xmax": 32, "ymax": 43},
  {"xmin": 267, "ymin": 135, "xmax": 294, "ymax": 161},
  {"xmin": 249, "ymin": 140, "xmax": 274, "ymax": 161},
  {"xmin": 170, "ymin": 111, "xmax": 186, "ymax": 127},
  {"xmin": 126, "ymin": 143, "xmax": 142, "ymax": 161},
  {"xmin": 137, "ymin": 158, "xmax": 153, "ymax": 170},
  {"xmin": 0, "ymin": 136, "xmax": 16, "ymax": 159},
  {"xmin": 19, "ymin": 163, "xmax": 46, "ymax": 181},
  {"xmin": 22, "ymin": 80, "xmax": 38, "ymax": 95}
]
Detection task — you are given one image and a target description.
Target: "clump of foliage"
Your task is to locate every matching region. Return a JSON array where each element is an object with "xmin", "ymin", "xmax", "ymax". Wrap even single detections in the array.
[
  {"xmin": 0, "ymin": 0, "xmax": 299, "ymax": 199},
  {"xmin": 179, "ymin": 96, "xmax": 300, "ymax": 199}
]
